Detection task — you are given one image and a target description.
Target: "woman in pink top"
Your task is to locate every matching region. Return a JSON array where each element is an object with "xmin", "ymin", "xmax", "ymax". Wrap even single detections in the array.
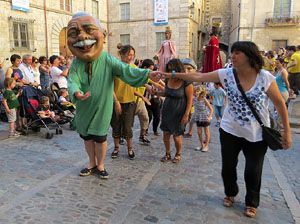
[{"xmin": 157, "ymin": 27, "xmax": 177, "ymax": 72}]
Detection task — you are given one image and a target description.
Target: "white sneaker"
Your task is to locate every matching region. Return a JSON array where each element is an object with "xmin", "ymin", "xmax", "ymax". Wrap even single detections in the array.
[
  {"xmin": 195, "ymin": 146, "xmax": 202, "ymax": 151},
  {"xmin": 9, "ymin": 132, "xmax": 20, "ymax": 138},
  {"xmin": 202, "ymin": 146, "xmax": 209, "ymax": 152}
]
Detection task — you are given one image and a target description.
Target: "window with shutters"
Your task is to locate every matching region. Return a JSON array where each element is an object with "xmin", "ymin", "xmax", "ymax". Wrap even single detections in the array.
[
  {"xmin": 120, "ymin": 34, "xmax": 130, "ymax": 45},
  {"xmin": 60, "ymin": 0, "xmax": 72, "ymax": 12},
  {"xmin": 9, "ymin": 17, "xmax": 35, "ymax": 51},
  {"xmin": 120, "ymin": 3, "xmax": 130, "ymax": 20},
  {"xmin": 92, "ymin": 0, "xmax": 99, "ymax": 18},
  {"xmin": 274, "ymin": 0, "xmax": 291, "ymax": 16},
  {"xmin": 156, "ymin": 32, "xmax": 165, "ymax": 51}
]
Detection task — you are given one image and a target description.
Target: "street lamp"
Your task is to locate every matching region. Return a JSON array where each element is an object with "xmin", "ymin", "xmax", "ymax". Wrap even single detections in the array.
[{"xmin": 189, "ymin": 2, "xmax": 195, "ymax": 18}]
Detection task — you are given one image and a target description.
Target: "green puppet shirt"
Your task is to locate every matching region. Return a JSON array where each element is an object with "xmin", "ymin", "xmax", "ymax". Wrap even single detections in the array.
[{"xmin": 68, "ymin": 51, "xmax": 150, "ymax": 137}]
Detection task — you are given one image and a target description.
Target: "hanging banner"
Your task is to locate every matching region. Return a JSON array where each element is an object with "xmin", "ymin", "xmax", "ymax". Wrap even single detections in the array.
[
  {"xmin": 154, "ymin": 0, "xmax": 168, "ymax": 25},
  {"xmin": 12, "ymin": 0, "xmax": 30, "ymax": 13}
]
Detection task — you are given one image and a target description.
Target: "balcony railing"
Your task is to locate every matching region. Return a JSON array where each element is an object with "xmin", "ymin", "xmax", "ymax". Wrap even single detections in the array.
[{"xmin": 265, "ymin": 11, "xmax": 300, "ymax": 26}]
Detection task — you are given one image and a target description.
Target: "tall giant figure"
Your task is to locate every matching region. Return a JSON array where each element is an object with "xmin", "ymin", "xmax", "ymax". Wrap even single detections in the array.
[
  {"xmin": 157, "ymin": 26, "xmax": 177, "ymax": 72},
  {"xmin": 202, "ymin": 25, "xmax": 223, "ymax": 73},
  {"xmin": 67, "ymin": 12, "xmax": 160, "ymax": 179}
]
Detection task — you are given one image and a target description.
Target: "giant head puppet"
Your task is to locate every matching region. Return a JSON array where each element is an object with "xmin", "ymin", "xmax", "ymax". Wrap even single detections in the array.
[{"xmin": 67, "ymin": 12, "xmax": 106, "ymax": 62}]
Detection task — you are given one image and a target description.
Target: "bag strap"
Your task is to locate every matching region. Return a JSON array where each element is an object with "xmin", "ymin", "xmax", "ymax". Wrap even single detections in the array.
[{"xmin": 232, "ymin": 68, "xmax": 265, "ymax": 127}]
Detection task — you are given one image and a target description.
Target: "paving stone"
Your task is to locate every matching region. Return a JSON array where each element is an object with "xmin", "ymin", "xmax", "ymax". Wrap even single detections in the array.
[{"xmin": 0, "ymin": 119, "xmax": 299, "ymax": 223}]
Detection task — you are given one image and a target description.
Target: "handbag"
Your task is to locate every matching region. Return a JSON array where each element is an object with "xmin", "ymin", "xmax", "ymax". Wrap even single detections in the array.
[{"xmin": 232, "ymin": 68, "xmax": 282, "ymax": 150}]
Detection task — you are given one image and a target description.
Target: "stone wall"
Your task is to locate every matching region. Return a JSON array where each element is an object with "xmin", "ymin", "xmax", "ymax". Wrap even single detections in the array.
[
  {"xmin": 231, "ymin": 0, "xmax": 300, "ymax": 51},
  {"xmin": 206, "ymin": 0, "xmax": 231, "ymax": 48},
  {"xmin": 107, "ymin": 0, "xmax": 205, "ymax": 62},
  {"xmin": 0, "ymin": 0, "xmax": 107, "ymax": 70}
]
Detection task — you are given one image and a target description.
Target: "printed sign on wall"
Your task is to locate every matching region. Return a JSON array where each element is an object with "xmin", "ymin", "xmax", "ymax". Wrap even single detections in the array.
[
  {"xmin": 12, "ymin": 0, "xmax": 30, "ymax": 12},
  {"xmin": 154, "ymin": 0, "xmax": 168, "ymax": 25}
]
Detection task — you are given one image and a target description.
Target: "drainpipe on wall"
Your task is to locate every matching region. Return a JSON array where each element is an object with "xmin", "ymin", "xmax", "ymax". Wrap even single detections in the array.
[
  {"xmin": 44, "ymin": 0, "xmax": 49, "ymax": 57},
  {"xmin": 237, "ymin": 2, "xmax": 241, "ymax": 41},
  {"xmin": 250, "ymin": 0, "xmax": 256, "ymax": 41},
  {"xmin": 146, "ymin": 0, "xmax": 149, "ymax": 58}
]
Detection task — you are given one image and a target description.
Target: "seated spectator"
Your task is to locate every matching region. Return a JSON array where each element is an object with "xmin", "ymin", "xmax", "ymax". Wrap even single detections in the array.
[{"xmin": 37, "ymin": 96, "xmax": 55, "ymax": 119}]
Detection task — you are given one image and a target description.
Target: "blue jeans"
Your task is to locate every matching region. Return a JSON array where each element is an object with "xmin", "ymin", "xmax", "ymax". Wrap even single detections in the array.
[
  {"xmin": 214, "ymin": 105, "xmax": 224, "ymax": 119},
  {"xmin": 40, "ymin": 74, "xmax": 49, "ymax": 90}
]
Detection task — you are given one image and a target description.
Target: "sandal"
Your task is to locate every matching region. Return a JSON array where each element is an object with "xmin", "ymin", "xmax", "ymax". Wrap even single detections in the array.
[
  {"xmin": 161, "ymin": 153, "xmax": 171, "ymax": 162},
  {"xmin": 223, "ymin": 196, "xmax": 234, "ymax": 207},
  {"xmin": 79, "ymin": 166, "xmax": 97, "ymax": 176},
  {"xmin": 111, "ymin": 146, "xmax": 119, "ymax": 159},
  {"xmin": 128, "ymin": 147, "xmax": 135, "ymax": 160},
  {"xmin": 244, "ymin": 206, "xmax": 257, "ymax": 218},
  {"xmin": 172, "ymin": 153, "xmax": 181, "ymax": 163}
]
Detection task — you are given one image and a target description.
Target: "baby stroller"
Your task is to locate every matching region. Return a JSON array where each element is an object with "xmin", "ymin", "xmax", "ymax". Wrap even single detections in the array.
[
  {"xmin": 0, "ymin": 90, "xmax": 8, "ymax": 122},
  {"xmin": 21, "ymin": 85, "xmax": 63, "ymax": 139},
  {"xmin": 48, "ymin": 82, "xmax": 75, "ymax": 129}
]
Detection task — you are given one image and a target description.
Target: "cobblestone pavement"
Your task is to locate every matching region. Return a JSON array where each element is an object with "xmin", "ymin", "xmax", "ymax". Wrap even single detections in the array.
[{"xmin": 0, "ymin": 119, "xmax": 299, "ymax": 224}]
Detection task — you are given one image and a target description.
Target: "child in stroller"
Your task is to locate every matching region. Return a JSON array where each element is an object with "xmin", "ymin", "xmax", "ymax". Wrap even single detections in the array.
[
  {"xmin": 22, "ymin": 85, "xmax": 63, "ymax": 139},
  {"xmin": 48, "ymin": 83, "xmax": 75, "ymax": 128},
  {"xmin": 37, "ymin": 96, "xmax": 58, "ymax": 120},
  {"xmin": 58, "ymin": 89, "xmax": 75, "ymax": 114}
]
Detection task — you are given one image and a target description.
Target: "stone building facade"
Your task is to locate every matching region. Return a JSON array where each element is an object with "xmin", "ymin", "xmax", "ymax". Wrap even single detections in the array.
[
  {"xmin": 107, "ymin": 0, "xmax": 207, "ymax": 66},
  {"xmin": 229, "ymin": 0, "xmax": 300, "ymax": 51},
  {"xmin": 0, "ymin": 0, "xmax": 107, "ymax": 67}
]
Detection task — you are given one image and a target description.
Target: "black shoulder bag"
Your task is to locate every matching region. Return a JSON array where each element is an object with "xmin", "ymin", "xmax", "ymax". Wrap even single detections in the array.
[{"xmin": 232, "ymin": 68, "xmax": 282, "ymax": 150}]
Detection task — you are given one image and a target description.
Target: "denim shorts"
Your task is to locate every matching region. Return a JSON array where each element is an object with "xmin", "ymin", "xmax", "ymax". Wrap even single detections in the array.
[{"xmin": 196, "ymin": 121, "xmax": 210, "ymax": 127}]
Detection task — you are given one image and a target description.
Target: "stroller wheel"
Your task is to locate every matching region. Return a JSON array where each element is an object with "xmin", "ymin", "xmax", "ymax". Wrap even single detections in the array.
[
  {"xmin": 56, "ymin": 128, "xmax": 63, "ymax": 135},
  {"xmin": 46, "ymin": 132, "xmax": 53, "ymax": 139},
  {"xmin": 32, "ymin": 127, "xmax": 40, "ymax": 132},
  {"xmin": 22, "ymin": 130, "xmax": 28, "ymax": 136},
  {"xmin": 69, "ymin": 121, "xmax": 76, "ymax": 130}
]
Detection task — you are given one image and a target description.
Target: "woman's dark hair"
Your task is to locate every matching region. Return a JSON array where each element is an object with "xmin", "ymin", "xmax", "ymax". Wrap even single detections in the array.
[
  {"xmin": 49, "ymin": 55, "xmax": 59, "ymax": 64},
  {"xmin": 117, "ymin": 43, "xmax": 135, "ymax": 56},
  {"xmin": 39, "ymin": 56, "xmax": 47, "ymax": 64},
  {"xmin": 276, "ymin": 57, "xmax": 285, "ymax": 64},
  {"xmin": 231, "ymin": 41, "xmax": 264, "ymax": 73},
  {"xmin": 165, "ymin": 58, "xmax": 185, "ymax": 73},
  {"xmin": 10, "ymin": 54, "xmax": 21, "ymax": 64},
  {"xmin": 141, "ymin": 59, "xmax": 154, "ymax": 69},
  {"xmin": 32, "ymin": 56, "xmax": 38, "ymax": 64}
]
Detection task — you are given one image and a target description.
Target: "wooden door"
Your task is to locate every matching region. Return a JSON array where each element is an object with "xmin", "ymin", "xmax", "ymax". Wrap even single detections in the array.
[{"xmin": 59, "ymin": 28, "xmax": 72, "ymax": 57}]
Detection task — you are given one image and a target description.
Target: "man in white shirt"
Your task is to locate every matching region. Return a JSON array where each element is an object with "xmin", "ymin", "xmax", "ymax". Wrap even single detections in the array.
[{"xmin": 19, "ymin": 54, "xmax": 38, "ymax": 86}]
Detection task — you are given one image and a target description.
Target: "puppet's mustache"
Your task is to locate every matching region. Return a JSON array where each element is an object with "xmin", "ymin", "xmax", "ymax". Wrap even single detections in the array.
[{"xmin": 73, "ymin": 39, "xmax": 96, "ymax": 47}]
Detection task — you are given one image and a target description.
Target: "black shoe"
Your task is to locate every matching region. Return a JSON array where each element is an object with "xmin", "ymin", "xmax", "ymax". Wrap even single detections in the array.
[
  {"xmin": 139, "ymin": 136, "xmax": 151, "ymax": 145},
  {"xmin": 79, "ymin": 166, "xmax": 97, "ymax": 176},
  {"xmin": 96, "ymin": 169, "xmax": 109, "ymax": 179},
  {"xmin": 111, "ymin": 150, "xmax": 119, "ymax": 159},
  {"xmin": 128, "ymin": 150, "xmax": 135, "ymax": 160},
  {"xmin": 119, "ymin": 139, "xmax": 126, "ymax": 145}
]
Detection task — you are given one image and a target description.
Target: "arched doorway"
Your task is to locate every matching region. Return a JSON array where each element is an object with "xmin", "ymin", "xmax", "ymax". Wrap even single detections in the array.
[{"xmin": 59, "ymin": 28, "xmax": 72, "ymax": 58}]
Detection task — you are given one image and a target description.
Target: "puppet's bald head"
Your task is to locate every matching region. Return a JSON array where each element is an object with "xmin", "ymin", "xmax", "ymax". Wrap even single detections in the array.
[{"xmin": 67, "ymin": 12, "xmax": 106, "ymax": 62}]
